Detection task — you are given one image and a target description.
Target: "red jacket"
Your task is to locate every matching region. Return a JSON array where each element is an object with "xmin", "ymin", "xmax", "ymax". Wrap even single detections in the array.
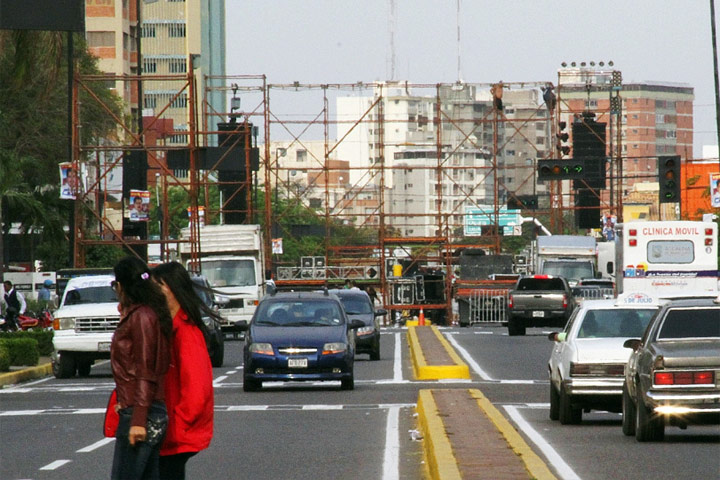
[{"xmin": 160, "ymin": 309, "xmax": 214, "ymax": 456}]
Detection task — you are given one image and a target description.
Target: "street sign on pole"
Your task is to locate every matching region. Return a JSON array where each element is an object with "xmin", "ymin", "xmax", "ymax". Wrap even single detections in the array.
[{"xmin": 464, "ymin": 205, "xmax": 521, "ymax": 236}]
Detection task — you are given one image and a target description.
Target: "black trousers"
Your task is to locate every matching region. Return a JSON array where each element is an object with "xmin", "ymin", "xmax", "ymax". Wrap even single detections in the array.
[
  {"xmin": 111, "ymin": 402, "xmax": 167, "ymax": 480},
  {"xmin": 159, "ymin": 452, "xmax": 196, "ymax": 480}
]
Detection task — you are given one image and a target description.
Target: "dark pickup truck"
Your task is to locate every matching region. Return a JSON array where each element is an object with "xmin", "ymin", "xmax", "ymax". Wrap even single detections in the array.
[{"xmin": 507, "ymin": 275, "xmax": 576, "ymax": 336}]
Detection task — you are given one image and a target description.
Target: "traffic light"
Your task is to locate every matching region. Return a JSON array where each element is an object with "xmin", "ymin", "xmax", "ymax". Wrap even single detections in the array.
[
  {"xmin": 556, "ymin": 121, "xmax": 570, "ymax": 157},
  {"xmin": 572, "ymin": 114, "xmax": 606, "ymax": 189},
  {"xmin": 537, "ymin": 159, "xmax": 586, "ymax": 181},
  {"xmin": 658, "ymin": 155, "xmax": 681, "ymax": 203},
  {"xmin": 507, "ymin": 194, "xmax": 539, "ymax": 210}
]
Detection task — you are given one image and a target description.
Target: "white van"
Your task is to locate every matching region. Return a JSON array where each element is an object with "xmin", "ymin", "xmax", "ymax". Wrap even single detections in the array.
[{"xmin": 51, "ymin": 275, "xmax": 118, "ymax": 378}]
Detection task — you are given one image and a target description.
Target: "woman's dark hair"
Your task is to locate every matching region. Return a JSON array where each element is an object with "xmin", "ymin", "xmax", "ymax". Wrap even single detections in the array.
[
  {"xmin": 113, "ymin": 256, "xmax": 172, "ymax": 338},
  {"xmin": 151, "ymin": 261, "xmax": 222, "ymax": 335}
]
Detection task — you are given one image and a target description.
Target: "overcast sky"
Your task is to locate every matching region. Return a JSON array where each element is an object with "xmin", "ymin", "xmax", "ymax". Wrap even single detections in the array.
[{"xmin": 226, "ymin": 0, "xmax": 717, "ymax": 159}]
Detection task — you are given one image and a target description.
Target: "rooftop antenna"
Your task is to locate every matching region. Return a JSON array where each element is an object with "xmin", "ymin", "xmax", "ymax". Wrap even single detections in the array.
[
  {"xmin": 456, "ymin": 0, "xmax": 462, "ymax": 82},
  {"xmin": 388, "ymin": 0, "xmax": 397, "ymax": 80}
]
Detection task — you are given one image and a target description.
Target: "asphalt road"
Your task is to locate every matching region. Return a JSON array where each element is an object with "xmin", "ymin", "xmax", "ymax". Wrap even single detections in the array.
[{"xmin": 1, "ymin": 326, "xmax": 718, "ymax": 480}]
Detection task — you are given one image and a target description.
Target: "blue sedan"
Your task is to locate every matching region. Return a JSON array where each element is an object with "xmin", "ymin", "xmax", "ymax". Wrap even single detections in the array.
[{"xmin": 236, "ymin": 291, "xmax": 364, "ymax": 391}]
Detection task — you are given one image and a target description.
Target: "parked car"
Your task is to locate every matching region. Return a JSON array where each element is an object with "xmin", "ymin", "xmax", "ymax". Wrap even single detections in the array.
[
  {"xmin": 547, "ymin": 295, "xmax": 659, "ymax": 424},
  {"xmin": 622, "ymin": 296, "xmax": 720, "ymax": 441},
  {"xmin": 235, "ymin": 291, "xmax": 364, "ymax": 391},
  {"xmin": 328, "ymin": 289, "xmax": 386, "ymax": 361},
  {"xmin": 191, "ymin": 275, "xmax": 225, "ymax": 368}
]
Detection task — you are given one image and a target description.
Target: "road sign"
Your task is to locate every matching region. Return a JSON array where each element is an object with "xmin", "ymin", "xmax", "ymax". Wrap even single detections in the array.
[{"xmin": 464, "ymin": 206, "xmax": 521, "ymax": 236}]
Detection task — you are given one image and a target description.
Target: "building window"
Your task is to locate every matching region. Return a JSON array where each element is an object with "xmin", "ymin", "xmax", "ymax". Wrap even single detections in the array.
[
  {"xmin": 168, "ymin": 0, "xmax": 185, "ymax": 2},
  {"xmin": 87, "ymin": 31, "xmax": 114, "ymax": 48},
  {"xmin": 309, "ymin": 198, "xmax": 322, "ymax": 208},
  {"xmin": 168, "ymin": 23, "xmax": 186, "ymax": 38},
  {"xmin": 169, "ymin": 59, "xmax": 186, "ymax": 73},
  {"xmin": 296, "ymin": 149, "xmax": 307, "ymax": 162},
  {"xmin": 666, "ymin": 130, "xmax": 676, "ymax": 138},
  {"xmin": 656, "ymin": 114, "xmax": 665, "ymax": 124},
  {"xmin": 170, "ymin": 94, "xmax": 187, "ymax": 109},
  {"xmin": 144, "ymin": 96, "xmax": 157, "ymax": 109},
  {"xmin": 143, "ymin": 60, "xmax": 157, "ymax": 73},
  {"xmin": 142, "ymin": 24, "xmax": 156, "ymax": 38}
]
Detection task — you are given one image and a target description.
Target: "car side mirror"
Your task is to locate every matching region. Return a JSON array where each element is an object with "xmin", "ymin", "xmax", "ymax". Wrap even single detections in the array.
[
  {"xmin": 374, "ymin": 309, "xmax": 387, "ymax": 317},
  {"xmin": 548, "ymin": 332, "xmax": 566, "ymax": 342},
  {"xmin": 348, "ymin": 319, "xmax": 364, "ymax": 330},
  {"xmin": 623, "ymin": 338, "xmax": 641, "ymax": 350},
  {"xmin": 234, "ymin": 320, "xmax": 249, "ymax": 332}
]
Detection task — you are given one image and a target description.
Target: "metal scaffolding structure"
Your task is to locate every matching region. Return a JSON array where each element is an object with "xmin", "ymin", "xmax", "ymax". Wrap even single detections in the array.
[{"xmin": 71, "ymin": 71, "xmax": 624, "ymax": 322}]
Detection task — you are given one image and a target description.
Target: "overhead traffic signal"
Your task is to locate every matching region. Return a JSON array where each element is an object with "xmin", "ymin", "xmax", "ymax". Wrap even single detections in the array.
[
  {"xmin": 556, "ymin": 121, "xmax": 570, "ymax": 157},
  {"xmin": 537, "ymin": 159, "xmax": 587, "ymax": 181},
  {"xmin": 658, "ymin": 155, "xmax": 681, "ymax": 203},
  {"xmin": 572, "ymin": 114, "xmax": 607, "ymax": 190},
  {"xmin": 507, "ymin": 194, "xmax": 539, "ymax": 210}
]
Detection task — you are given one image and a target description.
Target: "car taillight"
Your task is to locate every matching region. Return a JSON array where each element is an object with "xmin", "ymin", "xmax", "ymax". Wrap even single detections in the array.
[
  {"xmin": 508, "ymin": 294, "xmax": 514, "ymax": 309},
  {"xmin": 570, "ymin": 363, "xmax": 590, "ymax": 375},
  {"xmin": 654, "ymin": 371, "xmax": 714, "ymax": 385},
  {"xmin": 562, "ymin": 294, "xmax": 567, "ymax": 309},
  {"xmin": 571, "ymin": 363, "xmax": 625, "ymax": 376}
]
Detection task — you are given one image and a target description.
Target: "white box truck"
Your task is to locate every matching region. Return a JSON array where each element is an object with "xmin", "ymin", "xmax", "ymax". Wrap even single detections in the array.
[
  {"xmin": 179, "ymin": 224, "xmax": 265, "ymax": 331},
  {"xmin": 534, "ymin": 235, "xmax": 597, "ymax": 286}
]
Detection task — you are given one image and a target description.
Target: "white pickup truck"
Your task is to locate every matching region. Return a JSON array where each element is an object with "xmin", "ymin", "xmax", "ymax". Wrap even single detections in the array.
[{"xmin": 51, "ymin": 275, "xmax": 119, "ymax": 378}]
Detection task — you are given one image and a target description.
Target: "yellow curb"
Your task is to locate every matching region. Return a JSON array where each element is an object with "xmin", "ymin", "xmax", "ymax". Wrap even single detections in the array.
[
  {"xmin": 416, "ymin": 389, "xmax": 462, "ymax": 480},
  {"xmin": 469, "ymin": 388, "xmax": 558, "ymax": 480},
  {"xmin": 0, "ymin": 362, "xmax": 52, "ymax": 387},
  {"xmin": 407, "ymin": 326, "xmax": 470, "ymax": 380},
  {"xmin": 405, "ymin": 319, "xmax": 432, "ymax": 327}
]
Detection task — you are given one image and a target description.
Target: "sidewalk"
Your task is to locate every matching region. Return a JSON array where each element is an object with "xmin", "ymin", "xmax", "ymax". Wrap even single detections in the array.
[
  {"xmin": 0, "ymin": 356, "xmax": 52, "ymax": 387},
  {"xmin": 409, "ymin": 326, "xmax": 557, "ymax": 480}
]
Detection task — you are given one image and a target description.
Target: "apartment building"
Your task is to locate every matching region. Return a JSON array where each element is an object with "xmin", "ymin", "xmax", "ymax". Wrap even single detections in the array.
[{"xmin": 85, "ymin": 0, "xmax": 226, "ymax": 145}]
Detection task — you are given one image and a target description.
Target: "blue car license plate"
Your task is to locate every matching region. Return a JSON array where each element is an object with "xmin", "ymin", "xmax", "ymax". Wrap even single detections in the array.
[{"xmin": 288, "ymin": 358, "xmax": 308, "ymax": 368}]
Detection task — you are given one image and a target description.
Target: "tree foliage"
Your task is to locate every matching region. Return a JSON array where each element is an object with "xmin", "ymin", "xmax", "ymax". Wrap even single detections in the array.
[{"xmin": 0, "ymin": 32, "xmax": 123, "ymax": 270}]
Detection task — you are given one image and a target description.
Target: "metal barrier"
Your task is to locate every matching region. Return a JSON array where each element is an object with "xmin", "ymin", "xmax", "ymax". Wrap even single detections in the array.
[
  {"xmin": 573, "ymin": 287, "xmax": 616, "ymax": 301},
  {"xmin": 458, "ymin": 289, "xmax": 510, "ymax": 325}
]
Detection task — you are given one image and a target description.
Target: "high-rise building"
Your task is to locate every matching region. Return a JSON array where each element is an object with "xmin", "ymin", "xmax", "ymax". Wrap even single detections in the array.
[{"xmin": 85, "ymin": 0, "xmax": 226, "ymax": 144}]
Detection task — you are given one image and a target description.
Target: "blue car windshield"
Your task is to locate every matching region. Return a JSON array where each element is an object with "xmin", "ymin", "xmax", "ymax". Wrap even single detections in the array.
[{"xmin": 256, "ymin": 300, "xmax": 344, "ymax": 326}]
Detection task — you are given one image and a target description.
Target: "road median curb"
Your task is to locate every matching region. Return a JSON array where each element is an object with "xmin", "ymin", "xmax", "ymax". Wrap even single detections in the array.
[
  {"xmin": 416, "ymin": 389, "xmax": 463, "ymax": 480},
  {"xmin": 0, "ymin": 362, "xmax": 52, "ymax": 387},
  {"xmin": 407, "ymin": 325, "xmax": 470, "ymax": 380}
]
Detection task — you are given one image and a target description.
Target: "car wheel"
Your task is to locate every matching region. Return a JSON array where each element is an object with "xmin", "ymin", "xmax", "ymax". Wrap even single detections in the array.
[
  {"xmin": 243, "ymin": 376, "xmax": 261, "ymax": 392},
  {"xmin": 621, "ymin": 383, "xmax": 636, "ymax": 436},
  {"xmin": 341, "ymin": 375, "xmax": 354, "ymax": 391},
  {"xmin": 559, "ymin": 386, "xmax": 581, "ymax": 425},
  {"xmin": 211, "ymin": 337, "xmax": 224, "ymax": 368},
  {"xmin": 549, "ymin": 381, "xmax": 560, "ymax": 421},
  {"xmin": 507, "ymin": 317, "xmax": 525, "ymax": 336},
  {"xmin": 77, "ymin": 360, "xmax": 93, "ymax": 377},
  {"xmin": 370, "ymin": 339, "xmax": 380, "ymax": 361},
  {"xmin": 635, "ymin": 389, "xmax": 664, "ymax": 442},
  {"xmin": 53, "ymin": 352, "xmax": 76, "ymax": 379}
]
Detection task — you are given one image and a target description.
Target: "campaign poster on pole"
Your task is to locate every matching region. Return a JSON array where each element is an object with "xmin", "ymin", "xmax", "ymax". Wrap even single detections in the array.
[
  {"xmin": 128, "ymin": 190, "xmax": 150, "ymax": 222},
  {"xmin": 59, "ymin": 162, "xmax": 81, "ymax": 199},
  {"xmin": 710, "ymin": 173, "xmax": 720, "ymax": 208}
]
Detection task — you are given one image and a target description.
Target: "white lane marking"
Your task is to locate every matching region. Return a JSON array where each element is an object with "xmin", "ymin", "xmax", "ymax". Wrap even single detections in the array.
[
  {"xmin": 39, "ymin": 460, "xmax": 71, "ymax": 470},
  {"xmin": 393, "ymin": 332, "xmax": 403, "ymax": 383},
  {"xmin": 71, "ymin": 408, "xmax": 105, "ymax": 415},
  {"xmin": 503, "ymin": 405, "xmax": 582, "ymax": 480},
  {"xmin": 303, "ymin": 404, "xmax": 343, "ymax": 410},
  {"xmin": 224, "ymin": 370, "xmax": 236, "ymax": 375},
  {"xmin": 443, "ymin": 331, "xmax": 494, "ymax": 381},
  {"xmin": 14, "ymin": 376, "xmax": 52, "ymax": 387},
  {"xmin": 382, "ymin": 406, "xmax": 400, "ymax": 480},
  {"xmin": 58, "ymin": 387, "xmax": 96, "ymax": 392},
  {"xmin": 213, "ymin": 375, "xmax": 228, "ymax": 386},
  {"xmin": 499, "ymin": 380, "xmax": 538, "ymax": 385},
  {"xmin": 76, "ymin": 437, "xmax": 114, "ymax": 452},
  {"xmin": 225, "ymin": 405, "xmax": 269, "ymax": 411},
  {"xmin": 0, "ymin": 410, "xmax": 43, "ymax": 416}
]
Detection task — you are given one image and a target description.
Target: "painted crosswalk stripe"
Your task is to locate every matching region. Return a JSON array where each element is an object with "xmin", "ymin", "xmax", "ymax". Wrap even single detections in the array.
[
  {"xmin": 39, "ymin": 460, "xmax": 71, "ymax": 470},
  {"xmin": 77, "ymin": 437, "xmax": 114, "ymax": 452}
]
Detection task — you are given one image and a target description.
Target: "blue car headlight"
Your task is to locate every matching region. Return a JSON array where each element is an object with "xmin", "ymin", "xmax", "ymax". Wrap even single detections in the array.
[
  {"xmin": 322, "ymin": 343, "xmax": 347, "ymax": 355},
  {"xmin": 249, "ymin": 343, "xmax": 274, "ymax": 356}
]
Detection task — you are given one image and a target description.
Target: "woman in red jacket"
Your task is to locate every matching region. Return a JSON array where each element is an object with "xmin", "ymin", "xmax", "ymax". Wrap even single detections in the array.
[{"xmin": 151, "ymin": 262, "xmax": 217, "ymax": 480}]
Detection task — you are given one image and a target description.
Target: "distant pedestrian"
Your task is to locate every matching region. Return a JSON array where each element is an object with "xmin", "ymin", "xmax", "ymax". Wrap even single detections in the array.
[
  {"xmin": 38, "ymin": 279, "xmax": 53, "ymax": 308},
  {"xmin": 2, "ymin": 280, "xmax": 26, "ymax": 331},
  {"xmin": 343, "ymin": 279, "xmax": 352, "ymax": 289},
  {"xmin": 366, "ymin": 286, "xmax": 378, "ymax": 305},
  {"xmin": 265, "ymin": 269, "xmax": 276, "ymax": 295},
  {"xmin": 110, "ymin": 256, "xmax": 172, "ymax": 480},
  {"xmin": 151, "ymin": 262, "xmax": 216, "ymax": 480}
]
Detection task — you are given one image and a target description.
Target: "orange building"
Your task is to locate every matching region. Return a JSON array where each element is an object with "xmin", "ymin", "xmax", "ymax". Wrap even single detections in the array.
[{"xmin": 682, "ymin": 160, "xmax": 720, "ymax": 219}]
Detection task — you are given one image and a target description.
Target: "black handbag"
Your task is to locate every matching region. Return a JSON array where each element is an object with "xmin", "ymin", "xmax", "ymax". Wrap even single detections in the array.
[{"xmin": 144, "ymin": 402, "xmax": 168, "ymax": 446}]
